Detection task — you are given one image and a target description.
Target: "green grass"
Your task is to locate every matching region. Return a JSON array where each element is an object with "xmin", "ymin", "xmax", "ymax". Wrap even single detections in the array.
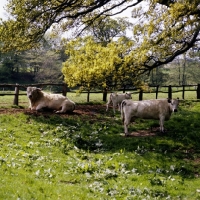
[
  {"xmin": 0, "ymin": 90, "xmax": 198, "ymax": 108},
  {"xmin": 0, "ymin": 99, "xmax": 200, "ymax": 199},
  {"xmin": 0, "ymin": 98, "xmax": 200, "ymax": 200}
]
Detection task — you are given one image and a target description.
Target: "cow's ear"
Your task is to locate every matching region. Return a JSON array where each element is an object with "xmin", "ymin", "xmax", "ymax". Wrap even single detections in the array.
[
  {"xmin": 36, "ymin": 88, "xmax": 42, "ymax": 91},
  {"xmin": 167, "ymin": 98, "xmax": 171, "ymax": 103}
]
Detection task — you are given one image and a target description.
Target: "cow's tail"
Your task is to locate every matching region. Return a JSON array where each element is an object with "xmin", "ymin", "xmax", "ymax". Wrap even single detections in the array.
[{"xmin": 121, "ymin": 100, "xmax": 126, "ymax": 123}]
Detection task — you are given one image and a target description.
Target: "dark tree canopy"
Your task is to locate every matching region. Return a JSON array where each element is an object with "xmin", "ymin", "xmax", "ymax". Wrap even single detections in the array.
[
  {"xmin": 0, "ymin": 0, "xmax": 200, "ymax": 78},
  {"xmin": 0, "ymin": 0, "xmax": 142, "ymax": 51}
]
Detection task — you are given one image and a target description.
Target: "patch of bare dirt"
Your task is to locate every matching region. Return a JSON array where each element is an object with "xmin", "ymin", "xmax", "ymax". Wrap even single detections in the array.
[
  {"xmin": 0, "ymin": 104, "xmax": 107, "ymax": 117},
  {"xmin": 0, "ymin": 105, "xmax": 160, "ymax": 136},
  {"xmin": 0, "ymin": 108, "xmax": 26, "ymax": 114},
  {"xmin": 125, "ymin": 130, "xmax": 157, "ymax": 137}
]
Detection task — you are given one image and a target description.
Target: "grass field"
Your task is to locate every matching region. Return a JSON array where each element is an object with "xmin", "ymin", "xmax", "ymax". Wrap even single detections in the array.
[
  {"xmin": 0, "ymin": 90, "xmax": 198, "ymax": 108},
  {"xmin": 0, "ymin": 91, "xmax": 200, "ymax": 199}
]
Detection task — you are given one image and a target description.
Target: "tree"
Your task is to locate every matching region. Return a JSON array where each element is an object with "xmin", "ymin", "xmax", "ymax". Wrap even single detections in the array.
[
  {"xmin": 34, "ymin": 50, "xmax": 63, "ymax": 83},
  {"xmin": 0, "ymin": 0, "xmax": 141, "ymax": 52},
  {"xmin": 148, "ymin": 66, "xmax": 169, "ymax": 86},
  {"xmin": 84, "ymin": 16, "xmax": 132, "ymax": 45},
  {"xmin": 0, "ymin": 51, "xmax": 25, "ymax": 83},
  {"xmin": 163, "ymin": 55, "xmax": 200, "ymax": 86},
  {"xmin": 129, "ymin": 1, "xmax": 200, "ymax": 74},
  {"xmin": 62, "ymin": 36, "xmax": 135, "ymax": 91},
  {"xmin": 0, "ymin": 33, "xmax": 64, "ymax": 84},
  {"xmin": 0, "ymin": 0, "xmax": 200, "ymax": 78}
]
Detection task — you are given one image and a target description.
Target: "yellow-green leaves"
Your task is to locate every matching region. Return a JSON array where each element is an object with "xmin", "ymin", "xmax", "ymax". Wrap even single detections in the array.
[
  {"xmin": 1, "ymin": 0, "xmax": 199, "ymax": 85},
  {"xmin": 132, "ymin": 0, "xmax": 200, "ymax": 71},
  {"xmin": 62, "ymin": 36, "xmax": 135, "ymax": 89}
]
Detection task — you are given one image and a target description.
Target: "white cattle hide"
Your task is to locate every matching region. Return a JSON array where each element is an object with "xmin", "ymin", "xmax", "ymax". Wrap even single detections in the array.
[
  {"xmin": 27, "ymin": 87, "xmax": 75, "ymax": 113},
  {"xmin": 106, "ymin": 92, "xmax": 132, "ymax": 114},
  {"xmin": 121, "ymin": 98, "xmax": 179, "ymax": 136}
]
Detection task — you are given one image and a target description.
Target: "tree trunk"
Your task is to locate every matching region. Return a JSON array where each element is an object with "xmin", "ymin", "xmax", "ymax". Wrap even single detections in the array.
[{"xmin": 103, "ymin": 88, "xmax": 107, "ymax": 102}]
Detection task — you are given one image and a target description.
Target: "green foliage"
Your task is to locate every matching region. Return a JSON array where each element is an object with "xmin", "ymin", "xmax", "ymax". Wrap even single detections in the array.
[
  {"xmin": 0, "ymin": 39, "xmax": 64, "ymax": 84},
  {"xmin": 62, "ymin": 36, "xmax": 139, "ymax": 89},
  {"xmin": 1, "ymin": 0, "xmax": 199, "ymax": 79},
  {"xmin": 0, "ymin": 101, "xmax": 200, "ymax": 199},
  {"xmin": 84, "ymin": 16, "xmax": 132, "ymax": 44}
]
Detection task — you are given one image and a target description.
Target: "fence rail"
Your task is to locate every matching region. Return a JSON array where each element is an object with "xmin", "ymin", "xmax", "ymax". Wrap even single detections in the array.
[{"xmin": 0, "ymin": 83, "xmax": 200, "ymax": 106}]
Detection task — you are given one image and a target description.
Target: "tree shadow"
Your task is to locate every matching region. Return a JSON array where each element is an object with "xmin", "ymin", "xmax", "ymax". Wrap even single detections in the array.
[{"xmin": 22, "ymin": 104, "xmax": 200, "ymax": 178}]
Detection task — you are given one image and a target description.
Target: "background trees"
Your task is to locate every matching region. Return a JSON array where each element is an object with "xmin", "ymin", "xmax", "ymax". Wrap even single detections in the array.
[
  {"xmin": 0, "ymin": 0, "xmax": 200, "ymax": 88},
  {"xmin": 0, "ymin": 37, "xmax": 64, "ymax": 84},
  {"xmin": 62, "ymin": 17, "xmax": 136, "ymax": 92},
  {"xmin": 62, "ymin": 36, "xmax": 134, "ymax": 89}
]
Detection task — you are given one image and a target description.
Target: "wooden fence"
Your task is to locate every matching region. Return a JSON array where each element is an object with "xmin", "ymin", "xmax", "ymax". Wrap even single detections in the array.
[
  {"xmin": 1, "ymin": 83, "xmax": 200, "ymax": 106},
  {"xmin": 0, "ymin": 83, "xmax": 68, "ymax": 106}
]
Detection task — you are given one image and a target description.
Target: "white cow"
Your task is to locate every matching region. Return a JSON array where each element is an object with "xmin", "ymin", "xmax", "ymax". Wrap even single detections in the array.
[
  {"xmin": 121, "ymin": 98, "xmax": 179, "ymax": 136},
  {"xmin": 26, "ymin": 87, "xmax": 75, "ymax": 113},
  {"xmin": 106, "ymin": 92, "xmax": 132, "ymax": 114}
]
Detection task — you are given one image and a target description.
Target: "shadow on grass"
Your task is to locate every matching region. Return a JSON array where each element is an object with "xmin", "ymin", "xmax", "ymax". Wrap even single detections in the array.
[
  {"xmin": 23, "ymin": 103, "xmax": 200, "ymax": 153},
  {"xmin": 22, "ymin": 102, "xmax": 200, "ymax": 178}
]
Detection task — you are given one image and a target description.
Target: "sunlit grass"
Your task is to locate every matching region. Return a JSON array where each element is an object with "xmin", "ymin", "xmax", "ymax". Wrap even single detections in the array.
[
  {"xmin": 0, "ymin": 90, "xmax": 198, "ymax": 108},
  {"xmin": 0, "ymin": 100, "xmax": 200, "ymax": 199}
]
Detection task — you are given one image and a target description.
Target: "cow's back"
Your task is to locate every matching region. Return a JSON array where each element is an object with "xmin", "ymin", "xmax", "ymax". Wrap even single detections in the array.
[
  {"xmin": 123, "ymin": 99, "xmax": 171, "ymax": 120},
  {"xmin": 42, "ymin": 93, "xmax": 68, "ymax": 109}
]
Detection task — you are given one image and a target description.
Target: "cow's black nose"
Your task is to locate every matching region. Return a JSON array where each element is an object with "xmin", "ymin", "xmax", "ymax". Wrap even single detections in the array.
[
  {"xmin": 174, "ymin": 109, "xmax": 177, "ymax": 112},
  {"xmin": 28, "ymin": 95, "xmax": 32, "ymax": 98}
]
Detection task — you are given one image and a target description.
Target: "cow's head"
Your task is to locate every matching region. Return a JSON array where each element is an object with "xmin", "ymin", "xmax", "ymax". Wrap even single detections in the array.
[
  {"xmin": 168, "ymin": 97, "xmax": 179, "ymax": 112},
  {"xmin": 125, "ymin": 92, "xmax": 132, "ymax": 99},
  {"xmin": 26, "ymin": 87, "xmax": 42, "ymax": 100}
]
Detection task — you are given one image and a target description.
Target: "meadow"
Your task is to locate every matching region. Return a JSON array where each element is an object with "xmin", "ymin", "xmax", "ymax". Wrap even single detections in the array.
[
  {"xmin": 0, "ymin": 89, "xmax": 198, "ymax": 107},
  {"xmin": 0, "ymin": 91, "xmax": 200, "ymax": 199}
]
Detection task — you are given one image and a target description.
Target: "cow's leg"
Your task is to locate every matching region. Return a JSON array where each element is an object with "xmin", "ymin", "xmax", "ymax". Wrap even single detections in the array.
[
  {"xmin": 124, "ymin": 123, "xmax": 129, "ymax": 136},
  {"xmin": 113, "ymin": 108, "xmax": 116, "ymax": 115},
  {"xmin": 124, "ymin": 118, "xmax": 130, "ymax": 136},
  {"xmin": 35, "ymin": 104, "xmax": 45, "ymax": 112},
  {"xmin": 118, "ymin": 103, "xmax": 121, "ymax": 111},
  {"xmin": 56, "ymin": 108, "xmax": 65, "ymax": 113},
  {"xmin": 56, "ymin": 104, "xmax": 66, "ymax": 113},
  {"xmin": 106, "ymin": 103, "xmax": 109, "ymax": 112},
  {"xmin": 106, "ymin": 98, "xmax": 111, "ymax": 112},
  {"xmin": 56, "ymin": 102, "xmax": 75, "ymax": 114},
  {"xmin": 112, "ymin": 103, "xmax": 116, "ymax": 115},
  {"xmin": 159, "ymin": 116, "xmax": 165, "ymax": 133}
]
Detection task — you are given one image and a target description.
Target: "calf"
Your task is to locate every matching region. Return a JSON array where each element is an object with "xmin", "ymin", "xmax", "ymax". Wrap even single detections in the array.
[
  {"xmin": 121, "ymin": 98, "xmax": 179, "ymax": 136},
  {"xmin": 106, "ymin": 92, "xmax": 132, "ymax": 114},
  {"xmin": 27, "ymin": 87, "xmax": 75, "ymax": 113}
]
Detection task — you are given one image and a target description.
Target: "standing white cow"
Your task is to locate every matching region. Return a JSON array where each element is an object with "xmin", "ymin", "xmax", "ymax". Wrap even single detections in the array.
[
  {"xmin": 27, "ymin": 87, "xmax": 75, "ymax": 113},
  {"xmin": 121, "ymin": 98, "xmax": 179, "ymax": 136},
  {"xmin": 106, "ymin": 92, "xmax": 132, "ymax": 114}
]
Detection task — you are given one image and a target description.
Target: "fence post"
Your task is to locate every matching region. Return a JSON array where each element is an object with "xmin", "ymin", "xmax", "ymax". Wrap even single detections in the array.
[
  {"xmin": 62, "ymin": 83, "xmax": 67, "ymax": 96},
  {"xmin": 13, "ymin": 84, "xmax": 19, "ymax": 106},
  {"xmin": 156, "ymin": 85, "xmax": 159, "ymax": 99},
  {"xmin": 103, "ymin": 88, "xmax": 107, "ymax": 102},
  {"xmin": 182, "ymin": 85, "xmax": 185, "ymax": 99},
  {"xmin": 87, "ymin": 90, "xmax": 90, "ymax": 102},
  {"xmin": 139, "ymin": 89, "xmax": 143, "ymax": 101},
  {"xmin": 197, "ymin": 84, "xmax": 200, "ymax": 99},
  {"xmin": 168, "ymin": 85, "xmax": 172, "ymax": 99}
]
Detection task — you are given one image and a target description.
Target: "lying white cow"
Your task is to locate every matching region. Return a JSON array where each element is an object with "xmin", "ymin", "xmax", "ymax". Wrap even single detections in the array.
[
  {"xmin": 121, "ymin": 98, "xmax": 179, "ymax": 136},
  {"xmin": 106, "ymin": 92, "xmax": 132, "ymax": 114},
  {"xmin": 27, "ymin": 87, "xmax": 75, "ymax": 113}
]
